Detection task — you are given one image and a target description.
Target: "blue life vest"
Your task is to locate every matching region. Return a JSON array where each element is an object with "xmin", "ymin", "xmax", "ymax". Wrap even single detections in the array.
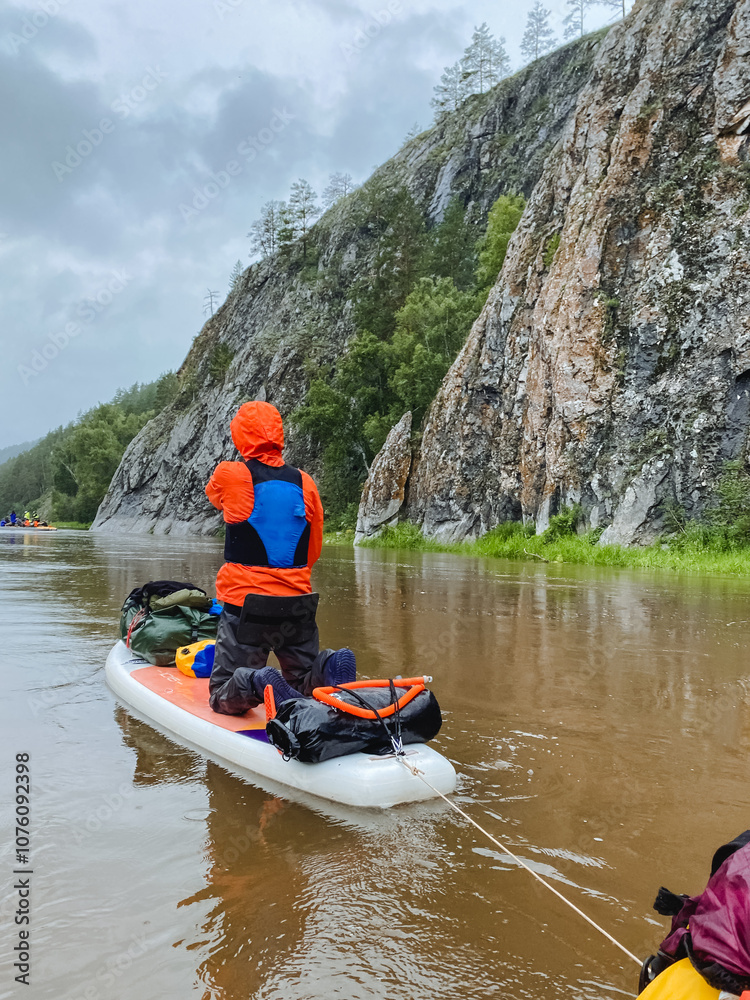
[{"xmin": 224, "ymin": 459, "xmax": 310, "ymax": 568}]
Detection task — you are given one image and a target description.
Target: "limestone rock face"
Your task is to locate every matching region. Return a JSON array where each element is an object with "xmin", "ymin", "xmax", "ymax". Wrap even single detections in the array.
[
  {"xmin": 93, "ymin": 36, "xmax": 601, "ymax": 536},
  {"xmin": 355, "ymin": 412, "xmax": 412, "ymax": 544},
  {"xmin": 402, "ymin": 0, "xmax": 750, "ymax": 545}
]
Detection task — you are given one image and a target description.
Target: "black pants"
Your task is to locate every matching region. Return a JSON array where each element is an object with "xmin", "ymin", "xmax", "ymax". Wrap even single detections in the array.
[{"xmin": 209, "ymin": 594, "xmax": 332, "ymax": 716}]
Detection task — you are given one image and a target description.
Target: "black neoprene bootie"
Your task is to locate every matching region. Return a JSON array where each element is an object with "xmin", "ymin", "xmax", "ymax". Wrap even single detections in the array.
[
  {"xmin": 323, "ymin": 648, "xmax": 357, "ymax": 687},
  {"xmin": 252, "ymin": 667, "xmax": 305, "ymax": 705}
]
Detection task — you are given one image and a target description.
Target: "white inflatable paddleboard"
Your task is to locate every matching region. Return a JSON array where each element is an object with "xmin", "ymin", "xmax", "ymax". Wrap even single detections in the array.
[{"xmin": 105, "ymin": 640, "xmax": 457, "ymax": 808}]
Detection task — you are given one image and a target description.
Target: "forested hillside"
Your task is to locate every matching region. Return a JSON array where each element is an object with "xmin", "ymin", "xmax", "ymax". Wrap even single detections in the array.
[
  {"xmin": 0, "ymin": 440, "xmax": 40, "ymax": 467},
  {"xmin": 0, "ymin": 374, "xmax": 178, "ymax": 522}
]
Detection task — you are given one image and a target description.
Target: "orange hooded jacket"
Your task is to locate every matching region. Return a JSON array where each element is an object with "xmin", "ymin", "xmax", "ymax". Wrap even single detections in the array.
[{"xmin": 205, "ymin": 402, "xmax": 324, "ymax": 604}]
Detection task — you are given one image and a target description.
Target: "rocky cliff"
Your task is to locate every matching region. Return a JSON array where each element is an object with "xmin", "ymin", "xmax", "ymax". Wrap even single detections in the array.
[
  {"xmin": 92, "ymin": 36, "xmax": 603, "ymax": 535},
  {"xmin": 367, "ymin": 0, "xmax": 750, "ymax": 545}
]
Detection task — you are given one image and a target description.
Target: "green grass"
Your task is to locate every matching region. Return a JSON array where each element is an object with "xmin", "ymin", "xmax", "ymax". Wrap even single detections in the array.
[
  {"xmin": 354, "ymin": 520, "xmax": 750, "ymax": 578},
  {"xmin": 324, "ymin": 528, "xmax": 356, "ymax": 545},
  {"xmin": 53, "ymin": 521, "xmax": 91, "ymax": 530}
]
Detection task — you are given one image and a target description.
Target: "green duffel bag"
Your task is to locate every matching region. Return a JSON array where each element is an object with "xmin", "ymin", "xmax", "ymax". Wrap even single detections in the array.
[{"xmin": 120, "ymin": 580, "xmax": 220, "ymax": 666}]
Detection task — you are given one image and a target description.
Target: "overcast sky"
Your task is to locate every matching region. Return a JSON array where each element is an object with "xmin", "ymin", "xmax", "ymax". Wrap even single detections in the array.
[{"xmin": 0, "ymin": 0, "xmax": 622, "ymax": 446}]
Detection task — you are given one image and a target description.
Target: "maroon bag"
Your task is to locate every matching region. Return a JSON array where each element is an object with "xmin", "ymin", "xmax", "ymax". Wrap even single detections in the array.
[{"xmin": 642, "ymin": 832, "xmax": 750, "ymax": 994}]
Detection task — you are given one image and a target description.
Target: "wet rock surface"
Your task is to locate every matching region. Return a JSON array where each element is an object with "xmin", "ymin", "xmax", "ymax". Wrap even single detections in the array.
[
  {"xmin": 401, "ymin": 0, "xmax": 750, "ymax": 545},
  {"xmin": 354, "ymin": 412, "xmax": 412, "ymax": 543}
]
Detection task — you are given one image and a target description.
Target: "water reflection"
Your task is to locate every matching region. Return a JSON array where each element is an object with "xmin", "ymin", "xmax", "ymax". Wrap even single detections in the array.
[{"xmin": 3, "ymin": 531, "xmax": 750, "ymax": 999}]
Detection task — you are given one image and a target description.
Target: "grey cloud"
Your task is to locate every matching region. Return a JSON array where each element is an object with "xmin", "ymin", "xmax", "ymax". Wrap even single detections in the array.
[{"xmin": 0, "ymin": 0, "xmax": 512, "ymax": 440}]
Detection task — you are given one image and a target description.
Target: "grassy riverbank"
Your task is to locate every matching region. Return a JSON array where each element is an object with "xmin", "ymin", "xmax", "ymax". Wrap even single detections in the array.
[{"xmin": 340, "ymin": 520, "xmax": 750, "ymax": 578}]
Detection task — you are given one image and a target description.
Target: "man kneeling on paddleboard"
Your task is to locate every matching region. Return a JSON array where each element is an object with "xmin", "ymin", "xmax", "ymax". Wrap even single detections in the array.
[{"xmin": 205, "ymin": 401, "xmax": 355, "ymax": 715}]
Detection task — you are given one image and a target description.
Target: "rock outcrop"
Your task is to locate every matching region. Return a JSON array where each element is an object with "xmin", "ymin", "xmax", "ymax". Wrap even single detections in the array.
[
  {"xmin": 92, "ymin": 37, "xmax": 603, "ymax": 535},
  {"xmin": 383, "ymin": 0, "xmax": 750, "ymax": 545},
  {"xmin": 354, "ymin": 412, "xmax": 412, "ymax": 543},
  {"xmin": 96, "ymin": 0, "xmax": 750, "ymax": 546}
]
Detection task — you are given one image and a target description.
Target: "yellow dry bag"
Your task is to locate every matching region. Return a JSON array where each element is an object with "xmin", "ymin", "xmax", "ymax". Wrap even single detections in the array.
[
  {"xmin": 640, "ymin": 959, "xmax": 721, "ymax": 999},
  {"xmin": 175, "ymin": 639, "xmax": 215, "ymax": 678}
]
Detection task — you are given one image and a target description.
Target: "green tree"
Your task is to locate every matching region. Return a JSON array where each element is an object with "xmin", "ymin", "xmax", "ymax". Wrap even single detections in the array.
[
  {"xmin": 208, "ymin": 343, "xmax": 234, "ymax": 383},
  {"xmin": 248, "ymin": 200, "xmax": 285, "ymax": 258},
  {"xmin": 564, "ymin": 0, "xmax": 593, "ymax": 39},
  {"xmin": 203, "ymin": 289, "xmax": 220, "ymax": 317},
  {"xmin": 430, "ymin": 62, "xmax": 471, "ymax": 120},
  {"xmin": 388, "ymin": 277, "xmax": 481, "ymax": 421},
  {"xmin": 322, "ymin": 172, "xmax": 355, "ymax": 209},
  {"xmin": 475, "ymin": 193, "xmax": 526, "ymax": 290},
  {"xmin": 293, "ymin": 188, "xmax": 511, "ymax": 519},
  {"xmin": 598, "ymin": 0, "xmax": 628, "ymax": 18},
  {"xmin": 521, "ymin": 3, "xmax": 556, "ymax": 61},
  {"xmin": 229, "ymin": 259, "xmax": 243, "ymax": 292},
  {"xmin": 428, "ymin": 198, "xmax": 477, "ymax": 290},
  {"xmin": 0, "ymin": 374, "xmax": 178, "ymax": 521},
  {"xmin": 462, "ymin": 23, "xmax": 510, "ymax": 93},
  {"xmin": 153, "ymin": 371, "xmax": 179, "ymax": 411},
  {"xmin": 294, "ymin": 277, "xmax": 481, "ymax": 498},
  {"xmin": 352, "ymin": 185, "xmax": 429, "ymax": 338},
  {"xmin": 51, "ymin": 405, "xmax": 154, "ymax": 521},
  {"xmin": 289, "ymin": 179, "xmax": 320, "ymax": 262}
]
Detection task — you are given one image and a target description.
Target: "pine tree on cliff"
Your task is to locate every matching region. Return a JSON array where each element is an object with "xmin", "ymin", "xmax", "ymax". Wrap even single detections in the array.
[
  {"xmin": 323, "ymin": 172, "xmax": 355, "ymax": 208},
  {"xmin": 462, "ymin": 23, "xmax": 510, "ymax": 93},
  {"xmin": 229, "ymin": 259, "xmax": 243, "ymax": 292},
  {"xmin": 431, "ymin": 61, "xmax": 470, "ymax": 119},
  {"xmin": 203, "ymin": 289, "xmax": 220, "ymax": 317},
  {"xmin": 289, "ymin": 179, "xmax": 320, "ymax": 261},
  {"xmin": 599, "ymin": 0, "xmax": 628, "ymax": 19},
  {"xmin": 564, "ymin": 0, "xmax": 593, "ymax": 39},
  {"xmin": 428, "ymin": 198, "xmax": 477, "ymax": 291},
  {"xmin": 248, "ymin": 200, "xmax": 284, "ymax": 258},
  {"xmin": 521, "ymin": 2, "xmax": 556, "ymax": 61}
]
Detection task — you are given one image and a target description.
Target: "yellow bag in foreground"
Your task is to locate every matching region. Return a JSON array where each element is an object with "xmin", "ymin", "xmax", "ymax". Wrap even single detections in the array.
[
  {"xmin": 640, "ymin": 959, "xmax": 721, "ymax": 999},
  {"xmin": 175, "ymin": 640, "xmax": 215, "ymax": 678}
]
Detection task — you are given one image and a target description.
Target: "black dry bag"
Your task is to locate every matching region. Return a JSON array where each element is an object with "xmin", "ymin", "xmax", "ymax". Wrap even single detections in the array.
[{"xmin": 266, "ymin": 680, "xmax": 443, "ymax": 764}]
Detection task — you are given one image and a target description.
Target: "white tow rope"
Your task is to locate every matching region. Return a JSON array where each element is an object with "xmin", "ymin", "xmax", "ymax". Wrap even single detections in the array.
[{"xmin": 397, "ymin": 755, "xmax": 643, "ymax": 969}]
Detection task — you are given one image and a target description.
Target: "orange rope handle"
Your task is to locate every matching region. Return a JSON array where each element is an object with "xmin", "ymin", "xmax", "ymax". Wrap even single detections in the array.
[
  {"xmin": 125, "ymin": 608, "xmax": 147, "ymax": 648},
  {"xmin": 312, "ymin": 677, "xmax": 427, "ymax": 719}
]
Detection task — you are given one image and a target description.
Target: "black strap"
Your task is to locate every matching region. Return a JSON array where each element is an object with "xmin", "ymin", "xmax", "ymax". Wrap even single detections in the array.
[
  {"xmin": 653, "ymin": 887, "xmax": 687, "ymax": 916},
  {"xmin": 711, "ymin": 830, "xmax": 750, "ymax": 875},
  {"xmin": 388, "ymin": 678, "xmax": 403, "ymax": 752},
  {"xmin": 329, "ymin": 683, "xmax": 404, "ymax": 755}
]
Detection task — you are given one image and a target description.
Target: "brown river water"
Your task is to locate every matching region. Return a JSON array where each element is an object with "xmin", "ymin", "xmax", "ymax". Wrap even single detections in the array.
[{"xmin": 1, "ymin": 529, "xmax": 749, "ymax": 1000}]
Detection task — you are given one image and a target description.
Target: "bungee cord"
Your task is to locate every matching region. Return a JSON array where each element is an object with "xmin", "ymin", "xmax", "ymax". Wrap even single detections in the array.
[{"xmin": 396, "ymin": 754, "xmax": 643, "ymax": 969}]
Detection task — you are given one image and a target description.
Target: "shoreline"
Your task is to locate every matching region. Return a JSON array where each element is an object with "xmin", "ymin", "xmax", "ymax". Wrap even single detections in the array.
[{"xmin": 325, "ymin": 521, "xmax": 750, "ymax": 579}]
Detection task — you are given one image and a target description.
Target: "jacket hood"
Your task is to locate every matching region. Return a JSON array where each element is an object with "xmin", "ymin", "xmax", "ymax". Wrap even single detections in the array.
[{"xmin": 230, "ymin": 402, "xmax": 284, "ymax": 463}]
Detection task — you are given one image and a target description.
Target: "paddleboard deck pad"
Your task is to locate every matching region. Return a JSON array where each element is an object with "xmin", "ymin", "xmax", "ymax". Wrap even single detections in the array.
[{"xmin": 106, "ymin": 640, "xmax": 457, "ymax": 807}]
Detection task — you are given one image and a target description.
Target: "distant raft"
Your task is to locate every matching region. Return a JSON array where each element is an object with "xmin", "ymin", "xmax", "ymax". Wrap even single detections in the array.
[
  {"xmin": 105, "ymin": 640, "xmax": 457, "ymax": 808},
  {"xmin": 0, "ymin": 524, "xmax": 57, "ymax": 530}
]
